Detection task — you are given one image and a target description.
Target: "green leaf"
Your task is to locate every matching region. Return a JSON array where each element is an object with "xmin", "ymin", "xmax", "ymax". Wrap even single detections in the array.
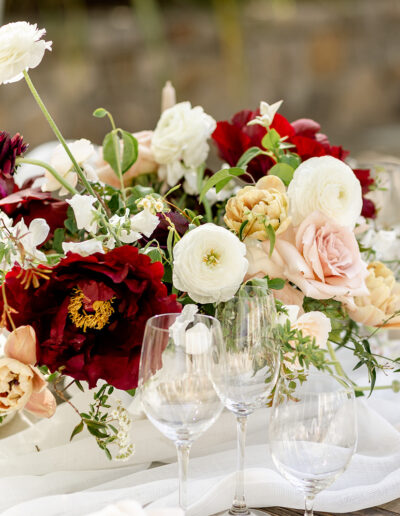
[
  {"xmin": 102, "ymin": 132, "xmax": 119, "ymax": 175},
  {"xmin": 53, "ymin": 228, "xmax": 65, "ymax": 254},
  {"xmin": 121, "ymin": 130, "xmax": 138, "ymax": 174},
  {"xmin": 279, "ymin": 153, "xmax": 301, "ymax": 170},
  {"xmin": 164, "ymin": 184, "xmax": 181, "ymax": 198},
  {"xmin": 237, "ymin": 146, "xmax": 264, "ymax": 168},
  {"xmin": 261, "ymin": 129, "xmax": 280, "ymax": 151},
  {"xmin": 126, "ymin": 388, "xmax": 136, "ymax": 397},
  {"xmin": 75, "ymin": 380, "xmax": 84, "ymax": 392},
  {"xmin": 238, "ymin": 220, "xmax": 249, "ymax": 241},
  {"xmin": 265, "ymin": 224, "xmax": 276, "ymax": 256},
  {"xmin": 146, "ymin": 248, "xmax": 163, "ymax": 263},
  {"xmin": 70, "ymin": 421, "xmax": 84, "ymax": 441},
  {"xmin": 269, "ymin": 163, "xmax": 294, "ymax": 186},
  {"xmin": 93, "ymin": 108, "xmax": 108, "ymax": 118},
  {"xmin": 267, "ymin": 277, "xmax": 285, "ymax": 290},
  {"xmin": 64, "ymin": 206, "xmax": 78, "ymax": 234},
  {"xmin": 199, "ymin": 167, "xmax": 244, "ymax": 203}
]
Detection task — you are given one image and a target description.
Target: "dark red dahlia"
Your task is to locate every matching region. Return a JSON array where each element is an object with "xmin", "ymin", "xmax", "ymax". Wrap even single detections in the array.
[
  {"xmin": 0, "ymin": 246, "xmax": 181, "ymax": 390},
  {"xmin": 0, "ymin": 132, "xmax": 27, "ymax": 199}
]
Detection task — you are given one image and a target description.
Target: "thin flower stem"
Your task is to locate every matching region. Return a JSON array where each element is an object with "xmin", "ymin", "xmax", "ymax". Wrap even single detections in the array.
[
  {"xmin": 354, "ymin": 384, "xmax": 393, "ymax": 392},
  {"xmin": 16, "ymin": 157, "xmax": 78, "ymax": 196},
  {"xmin": 112, "ymin": 130, "xmax": 127, "ymax": 204},
  {"xmin": 22, "ymin": 71, "xmax": 99, "ymax": 198},
  {"xmin": 326, "ymin": 340, "xmax": 347, "ymax": 379}
]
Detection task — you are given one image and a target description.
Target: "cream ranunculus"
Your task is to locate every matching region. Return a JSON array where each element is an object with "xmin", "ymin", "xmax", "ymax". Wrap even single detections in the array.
[
  {"xmin": 173, "ymin": 223, "xmax": 248, "ymax": 304},
  {"xmin": 0, "ymin": 22, "xmax": 52, "ymax": 84},
  {"xmin": 287, "ymin": 156, "xmax": 362, "ymax": 228},
  {"xmin": 347, "ymin": 261, "xmax": 400, "ymax": 328},
  {"xmin": 224, "ymin": 175, "xmax": 291, "ymax": 240},
  {"xmin": 152, "ymin": 102, "xmax": 216, "ymax": 186}
]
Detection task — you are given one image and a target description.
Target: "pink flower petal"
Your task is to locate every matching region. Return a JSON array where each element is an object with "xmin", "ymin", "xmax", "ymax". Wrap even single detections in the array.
[
  {"xmin": 24, "ymin": 388, "xmax": 56, "ymax": 418},
  {"xmin": 4, "ymin": 326, "xmax": 37, "ymax": 365}
]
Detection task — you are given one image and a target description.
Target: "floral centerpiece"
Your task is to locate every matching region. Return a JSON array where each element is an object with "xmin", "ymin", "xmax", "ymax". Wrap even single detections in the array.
[{"xmin": 0, "ymin": 21, "xmax": 399, "ymax": 459}]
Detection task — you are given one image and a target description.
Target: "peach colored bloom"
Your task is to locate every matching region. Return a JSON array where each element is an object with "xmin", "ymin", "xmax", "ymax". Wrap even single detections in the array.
[
  {"xmin": 97, "ymin": 131, "xmax": 158, "ymax": 188},
  {"xmin": 293, "ymin": 311, "xmax": 331, "ymax": 349},
  {"xmin": 0, "ymin": 326, "xmax": 56, "ymax": 417},
  {"xmin": 347, "ymin": 261, "xmax": 400, "ymax": 328},
  {"xmin": 246, "ymin": 211, "xmax": 368, "ymax": 306}
]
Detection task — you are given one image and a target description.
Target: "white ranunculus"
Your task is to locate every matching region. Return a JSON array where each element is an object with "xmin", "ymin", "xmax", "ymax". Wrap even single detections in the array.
[
  {"xmin": 173, "ymin": 223, "xmax": 248, "ymax": 304},
  {"xmin": 67, "ymin": 194, "xmax": 98, "ymax": 233},
  {"xmin": 0, "ymin": 22, "xmax": 52, "ymax": 84},
  {"xmin": 42, "ymin": 139, "xmax": 95, "ymax": 196},
  {"xmin": 152, "ymin": 102, "xmax": 216, "ymax": 185},
  {"xmin": 287, "ymin": 156, "xmax": 362, "ymax": 228},
  {"xmin": 62, "ymin": 239, "xmax": 104, "ymax": 256}
]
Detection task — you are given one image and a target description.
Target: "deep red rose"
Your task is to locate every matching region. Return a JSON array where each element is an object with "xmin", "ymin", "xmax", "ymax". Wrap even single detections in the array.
[
  {"xmin": 212, "ymin": 109, "xmax": 294, "ymax": 181},
  {"xmin": 0, "ymin": 188, "xmax": 69, "ymax": 239},
  {"xmin": 0, "ymin": 246, "xmax": 181, "ymax": 389}
]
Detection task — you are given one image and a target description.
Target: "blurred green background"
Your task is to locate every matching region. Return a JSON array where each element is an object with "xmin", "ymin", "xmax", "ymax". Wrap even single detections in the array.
[{"xmin": 1, "ymin": 0, "xmax": 400, "ymax": 158}]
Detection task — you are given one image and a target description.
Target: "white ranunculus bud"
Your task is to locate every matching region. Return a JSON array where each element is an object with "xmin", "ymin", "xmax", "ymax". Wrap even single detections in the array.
[
  {"xmin": 0, "ymin": 22, "xmax": 52, "ymax": 84},
  {"xmin": 172, "ymin": 223, "xmax": 248, "ymax": 304},
  {"xmin": 287, "ymin": 156, "xmax": 362, "ymax": 228}
]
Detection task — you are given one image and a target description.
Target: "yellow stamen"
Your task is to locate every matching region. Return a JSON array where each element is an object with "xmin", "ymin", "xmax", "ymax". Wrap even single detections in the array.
[{"xmin": 68, "ymin": 287, "xmax": 115, "ymax": 332}]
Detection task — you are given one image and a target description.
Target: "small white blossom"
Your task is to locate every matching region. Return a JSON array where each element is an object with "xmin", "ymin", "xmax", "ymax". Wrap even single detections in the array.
[
  {"xmin": 13, "ymin": 218, "xmax": 49, "ymax": 263},
  {"xmin": 110, "ymin": 209, "xmax": 159, "ymax": 244},
  {"xmin": 361, "ymin": 226, "xmax": 400, "ymax": 262},
  {"xmin": 67, "ymin": 194, "xmax": 98, "ymax": 234},
  {"xmin": 136, "ymin": 195, "xmax": 164, "ymax": 215},
  {"xmin": 130, "ymin": 209, "xmax": 159, "ymax": 237},
  {"xmin": 62, "ymin": 239, "xmax": 104, "ymax": 256},
  {"xmin": 247, "ymin": 100, "xmax": 283, "ymax": 128},
  {"xmin": 112, "ymin": 400, "xmax": 134, "ymax": 461},
  {"xmin": 0, "ymin": 22, "xmax": 52, "ymax": 84},
  {"xmin": 42, "ymin": 139, "xmax": 96, "ymax": 196}
]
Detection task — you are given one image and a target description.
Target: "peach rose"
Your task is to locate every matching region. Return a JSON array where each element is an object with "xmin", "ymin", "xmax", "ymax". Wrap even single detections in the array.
[
  {"xmin": 97, "ymin": 131, "xmax": 158, "ymax": 188},
  {"xmin": 0, "ymin": 326, "xmax": 56, "ymax": 417},
  {"xmin": 246, "ymin": 211, "xmax": 368, "ymax": 306},
  {"xmin": 347, "ymin": 261, "xmax": 400, "ymax": 328}
]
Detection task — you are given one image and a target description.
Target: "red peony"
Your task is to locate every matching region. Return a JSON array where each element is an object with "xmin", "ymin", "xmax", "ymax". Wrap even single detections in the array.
[
  {"xmin": 0, "ymin": 246, "xmax": 181, "ymax": 390},
  {"xmin": 212, "ymin": 109, "xmax": 294, "ymax": 181},
  {"xmin": 0, "ymin": 188, "xmax": 69, "ymax": 239}
]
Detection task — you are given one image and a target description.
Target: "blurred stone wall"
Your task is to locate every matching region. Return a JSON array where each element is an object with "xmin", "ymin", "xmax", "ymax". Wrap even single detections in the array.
[{"xmin": 1, "ymin": 0, "xmax": 400, "ymax": 159}]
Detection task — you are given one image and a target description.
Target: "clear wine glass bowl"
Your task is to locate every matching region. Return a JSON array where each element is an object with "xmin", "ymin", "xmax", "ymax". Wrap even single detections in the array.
[
  {"xmin": 269, "ymin": 372, "xmax": 357, "ymax": 515},
  {"xmin": 139, "ymin": 313, "xmax": 224, "ymax": 512}
]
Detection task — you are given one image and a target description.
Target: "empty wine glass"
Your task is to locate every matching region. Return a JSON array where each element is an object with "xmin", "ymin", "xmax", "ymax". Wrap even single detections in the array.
[
  {"xmin": 139, "ymin": 313, "xmax": 224, "ymax": 513},
  {"xmin": 269, "ymin": 371, "xmax": 358, "ymax": 516},
  {"xmin": 211, "ymin": 284, "xmax": 280, "ymax": 515}
]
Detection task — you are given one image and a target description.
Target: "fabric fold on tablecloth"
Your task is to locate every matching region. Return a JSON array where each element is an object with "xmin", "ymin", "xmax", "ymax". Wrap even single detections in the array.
[{"xmin": 1, "ymin": 398, "xmax": 400, "ymax": 516}]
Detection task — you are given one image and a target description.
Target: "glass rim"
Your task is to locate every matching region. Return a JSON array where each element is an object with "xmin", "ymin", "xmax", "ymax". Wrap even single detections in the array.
[{"xmin": 145, "ymin": 312, "xmax": 220, "ymax": 333}]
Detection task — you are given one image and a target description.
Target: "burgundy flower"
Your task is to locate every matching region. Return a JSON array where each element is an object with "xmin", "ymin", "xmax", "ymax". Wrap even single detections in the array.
[
  {"xmin": 0, "ymin": 188, "xmax": 69, "ymax": 239},
  {"xmin": 0, "ymin": 132, "xmax": 27, "ymax": 199},
  {"xmin": 212, "ymin": 109, "xmax": 294, "ymax": 181},
  {"xmin": 0, "ymin": 246, "xmax": 181, "ymax": 390},
  {"xmin": 141, "ymin": 211, "xmax": 189, "ymax": 249},
  {"xmin": 353, "ymin": 168, "xmax": 377, "ymax": 218}
]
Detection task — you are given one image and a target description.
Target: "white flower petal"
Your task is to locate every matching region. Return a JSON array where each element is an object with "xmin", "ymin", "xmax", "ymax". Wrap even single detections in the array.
[
  {"xmin": 67, "ymin": 194, "xmax": 98, "ymax": 233},
  {"xmin": 130, "ymin": 209, "xmax": 159, "ymax": 238},
  {"xmin": 62, "ymin": 239, "xmax": 104, "ymax": 256}
]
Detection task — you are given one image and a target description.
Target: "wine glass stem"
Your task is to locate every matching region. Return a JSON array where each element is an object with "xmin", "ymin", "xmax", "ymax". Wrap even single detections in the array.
[
  {"xmin": 304, "ymin": 495, "xmax": 315, "ymax": 516},
  {"xmin": 231, "ymin": 415, "xmax": 249, "ymax": 514},
  {"xmin": 176, "ymin": 441, "xmax": 192, "ymax": 512}
]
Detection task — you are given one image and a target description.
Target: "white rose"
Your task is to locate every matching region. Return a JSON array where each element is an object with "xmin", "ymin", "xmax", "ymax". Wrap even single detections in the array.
[
  {"xmin": 152, "ymin": 102, "xmax": 216, "ymax": 185},
  {"xmin": 0, "ymin": 22, "xmax": 52, "ymax": 84},
  {"xmin": 173, "ymin": 223, "xmax": 248, "ymax": 304},
  {"xmin": 287, "ymin": 156, "xmax": 362, "ymax": 228}
]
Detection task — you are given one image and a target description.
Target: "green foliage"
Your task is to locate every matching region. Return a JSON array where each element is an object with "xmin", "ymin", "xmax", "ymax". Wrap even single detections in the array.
[
  {"xmin": 268, "ymin": 163, "xmax": 294, "ymax": 186},
  {"xmin": 199, "ymin": 167, "xmax": 245, "ymax": 203},
  {"xmin": 236, "ymin": 146, "xmax": 264, "ymax": 168},
  {"xmin": 261, "ymin": 128, "xmax": 281, "ymax": 152}
]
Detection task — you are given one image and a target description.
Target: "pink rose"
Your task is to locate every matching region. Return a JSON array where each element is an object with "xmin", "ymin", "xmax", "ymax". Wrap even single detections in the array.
[
  {"xmin": 0, "ymin": 326, "xmax": 56, "ymax": 418},
  {"xmin": 97, "ymin": 131, "xmax": 158, "ymax": 188},
  {"xmin": 246, "ymin": 211, "xmax": 368, "ymax": 306}
]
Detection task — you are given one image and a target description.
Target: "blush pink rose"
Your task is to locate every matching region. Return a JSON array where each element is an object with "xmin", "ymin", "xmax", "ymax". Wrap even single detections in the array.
[
  {"xmin": 246, "ymin": 211, "xmax": 368, "ymax": 306},
  {"xmin": 0, "ymin": 326, "xmax": 56, "ymax": 418},
  {"xmin": 97, "ymin": 131, "xmax": 158, "ymax": 188}
]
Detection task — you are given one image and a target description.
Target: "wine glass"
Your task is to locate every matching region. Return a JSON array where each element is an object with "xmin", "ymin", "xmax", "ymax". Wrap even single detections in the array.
[
  {"xmin": 139, "ymin": 313, "xmax": 224, "ymax": 513},
  {"xmin": 211, "ymin": 284, "xmax": 280, "ymax": 515},
  {"xmin": 269, "ymin": 371, "xmax": 358, "ymax": 516}
]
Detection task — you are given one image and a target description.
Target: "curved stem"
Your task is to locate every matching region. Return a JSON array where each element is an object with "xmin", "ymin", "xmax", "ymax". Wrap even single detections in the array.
[
  {"xmin": 176, "ymin": 441, "xmax": 192, "ymax": 512},
  {"xmin": 22, "ymin": 70, "xmax": 99, "ymax": 200},
  {"xmin": 230, "ymin": 415, "xmax": 249, "ymax": 514},
  {"xmin": 326, "ymin": 340, "xmax": 347, "ymax": 379},
  {"xmin": 16, "ymin": 157, "xmax": 78, "ymax": 196}
]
